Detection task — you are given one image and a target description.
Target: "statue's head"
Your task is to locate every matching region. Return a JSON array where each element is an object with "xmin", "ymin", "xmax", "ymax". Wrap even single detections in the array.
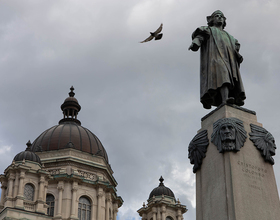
[
  {"xmin": 211, "ymin": 118, "xmax": 247, "ymax": 153},
  {"xmin": 207, "ymin": 10, "xmax": 227, "ymax": 29}
]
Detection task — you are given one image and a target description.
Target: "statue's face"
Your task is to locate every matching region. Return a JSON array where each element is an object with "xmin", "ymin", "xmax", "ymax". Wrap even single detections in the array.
[
  {"xmin": 212, "ymin": 13, "xmax": 225, "ymax": 27},
  {"xmin": 220, "ymin": 123, "xmax": 236, "ymax": 141}
]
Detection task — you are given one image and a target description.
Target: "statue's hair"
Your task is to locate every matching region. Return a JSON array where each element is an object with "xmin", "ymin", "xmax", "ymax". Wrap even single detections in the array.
[{"xmin": 211, "ymin": 118, "xmax": 247, "ymax": 153}]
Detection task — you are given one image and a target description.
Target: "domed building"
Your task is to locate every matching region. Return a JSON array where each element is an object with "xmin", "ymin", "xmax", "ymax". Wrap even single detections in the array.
[
  {"xmin": 137, "ymin": 176, "xmax": 187, "ymax": 220},
  {"xmin": 0, "ymin": 87, "xmax": 123, "ymax": 220}
]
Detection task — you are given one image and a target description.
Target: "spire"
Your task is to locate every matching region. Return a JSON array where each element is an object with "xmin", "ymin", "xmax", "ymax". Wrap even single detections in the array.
[{"xmin": 59, "ymin": 86, "xmax": 81, "ymax": 125}]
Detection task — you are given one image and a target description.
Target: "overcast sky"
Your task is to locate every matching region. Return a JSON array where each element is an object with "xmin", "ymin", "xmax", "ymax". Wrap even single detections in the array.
[{"xmin": 1, "ymin": 0, "xmax": 280, "ymax": 219}]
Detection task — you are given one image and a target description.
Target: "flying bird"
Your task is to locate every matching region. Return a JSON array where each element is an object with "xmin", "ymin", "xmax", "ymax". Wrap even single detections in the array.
[{"xmin": 140, "ymin": 23, "xmax": 163, "ymax": 43}]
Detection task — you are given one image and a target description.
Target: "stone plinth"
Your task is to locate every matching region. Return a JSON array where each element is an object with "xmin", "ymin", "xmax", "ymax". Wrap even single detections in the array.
[{"xmin": 196, "ymin": 104, "xmax": 280, "ymax": 220}]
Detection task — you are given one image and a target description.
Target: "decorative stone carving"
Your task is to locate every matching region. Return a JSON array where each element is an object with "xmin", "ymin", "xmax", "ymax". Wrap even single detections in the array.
[
  {"xmin": 211, "ymin": 117, "xmax": 247, "ymax": 153},
  {"xmin": 77, "ymin": 170, "xmax": 97, "ymax": 181},
  {"xmin": 188, "ymin": 130, "xmax": 209, "ymax": 173},
  {"xmin": 249, "ymin": 124, "xmax": 276, "ymax": 165},
  {"xmin": 49, "ymin": 169, "xmax": 61, "ymax": 175}
]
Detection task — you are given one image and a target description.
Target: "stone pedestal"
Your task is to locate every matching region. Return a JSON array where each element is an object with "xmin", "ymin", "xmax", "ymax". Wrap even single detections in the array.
[{"xmin": 196, "ymin": 104, "xmax": 280, "ymax": 220}]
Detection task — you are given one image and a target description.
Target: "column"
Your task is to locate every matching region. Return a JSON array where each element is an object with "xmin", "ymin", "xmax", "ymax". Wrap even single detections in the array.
[
  {"xmin": 36, "ymin": 175, "xmax": 46, "ymax": 213},
  {"xmin": 15, "ymin": 171, "xmax": 25, "ymax": 209},
  {"xmin": 56, "ymin": 181, "xmax": 64, "ymax": 217},
  {"xmin": 157, "ymin": 206, "xmax": 161, "ymax": 220},
  {"xmin": 70, "ymin": 181, "xmax": 78, "ymax": 218},
  {"xmin": 17, "ymin": 171, "xmax": 25, "ymax": 196},
  {"xmin": 7, "ymin": 175, "xmax": 15, "ymax": 197},
  {"xmin": 0, "ymin": 181, "xmax": 7, "ymax": 208},
  {"xmin": 5, "ymin": 174, "xmax": 15, "ymax": 207},
  {"xmin": 161, "ymin": 205, "xmax": 166, "ymax": 220},
  {"xmin": 38, "ymin": 176, "xmax": 45, "ymax": 200},
  {"xmin": 177, "ymin": 209, "xmax": 182, "ymax": 220},
  {"xmin": 13, "ymin": 172, "xmax": 19, "ymax": 198},
  {"xmin": 97, "ymin": 187, "xmax": 104, "ymax": 220},
  {"xmin": 152, "ymin": 207, "xmax": 157, "ymax": 220},
  {"xmin": 113, "ymin": 203, "xmax": 118, "ymax": 220},
  {"xmin": 105, "ymin": 193, "xmax": 111, "ymax": 220}
]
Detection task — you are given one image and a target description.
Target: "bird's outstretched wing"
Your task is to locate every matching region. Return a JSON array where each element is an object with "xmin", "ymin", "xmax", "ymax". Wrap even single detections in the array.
[
  {"xmin": 140, "ymin": 35, "xmax": 154, "ymax": 43},
  {"xmin": 154, "ymin": 23, "xmax": 163, "ymax": 34}
]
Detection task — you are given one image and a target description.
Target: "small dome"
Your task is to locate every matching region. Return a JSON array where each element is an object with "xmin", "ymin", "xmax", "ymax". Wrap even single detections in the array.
[
  {"xmin": 30, "ymin": 87, "xmax": 109, "ymax": 163},
  {"xmin": 14, "ymin": 141, "xmax": 42, "ymax": 165},
  {"xmin": 149, "ymin": 176, "xmax": 175, "ymax": 199}
]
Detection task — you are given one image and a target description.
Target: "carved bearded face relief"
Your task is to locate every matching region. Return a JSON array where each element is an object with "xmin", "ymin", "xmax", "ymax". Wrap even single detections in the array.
[
  {"xmin": 211, "ymin": 118, "xmax": 247, "ymax": 153},
  {"xmin": 220, "ymin": 123, "xmax": 236, "ymax": 151}
]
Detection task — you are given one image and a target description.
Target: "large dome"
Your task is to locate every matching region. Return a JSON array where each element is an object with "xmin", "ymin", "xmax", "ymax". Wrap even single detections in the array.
[
  {"xmin": 149, "ymin": 176, "xmax": 175, "ymax": 199},
  {"xmin": 30, "ymin": 87, "xmax": 109, "ymax": 163}
]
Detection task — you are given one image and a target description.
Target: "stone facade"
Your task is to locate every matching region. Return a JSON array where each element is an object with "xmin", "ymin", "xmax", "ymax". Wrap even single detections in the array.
[
  {"xmin": 0, "ymin": 87, "xmax": 123, "ymax": 220},
  {"xmin": 0, "ymin": 148, "xmax": 122, "ymax": 220}
]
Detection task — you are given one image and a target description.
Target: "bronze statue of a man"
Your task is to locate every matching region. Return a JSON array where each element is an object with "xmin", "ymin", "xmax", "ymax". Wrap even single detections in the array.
[{"xmin": 189, "ymin": 10, "xmax": 246, "ymax": 109}]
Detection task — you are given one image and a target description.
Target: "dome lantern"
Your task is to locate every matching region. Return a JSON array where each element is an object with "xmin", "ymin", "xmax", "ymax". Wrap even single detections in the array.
[{"xmin": 59, "ymin": 86, "xmax": 81, "ymax": 125}]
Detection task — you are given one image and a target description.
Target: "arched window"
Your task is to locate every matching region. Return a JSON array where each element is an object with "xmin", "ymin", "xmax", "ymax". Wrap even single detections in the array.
[
  {"xmin": 46, "ymin": 194, "xmax": 55, "ymax": 216},
  {"xmin": 78, "ymin": 196, "xmax": 91, "ymax": 220},
  {"xmin": 24, "ymin": 183, "xmax": 34, "ymax": 201},
  {"xmin": 166, "ymin": 217, "xmax": 173, "ymax": 220}
]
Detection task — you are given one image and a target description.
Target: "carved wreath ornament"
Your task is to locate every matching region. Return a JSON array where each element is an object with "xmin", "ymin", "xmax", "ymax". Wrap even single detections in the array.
[
  {"xmin": 188, "ymin": 130, "xmax": 209, "ymax": 173},
  {"xmin": 249, "ymin": 124, "xmax": 276, "ymax": 165}
]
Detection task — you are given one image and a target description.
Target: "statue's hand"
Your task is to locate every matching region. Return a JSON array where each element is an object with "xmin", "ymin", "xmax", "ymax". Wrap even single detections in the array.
[
  {"xmin": 236, "ymin": 51, "xmax": 243, "ymax": 64},
  {"xmin": 239, "ymin": 56, "xmax": 243, "ymax": 64},
  {"xmin": 188, "ymin": 43, "xmax": 199, "ymax": 51}
]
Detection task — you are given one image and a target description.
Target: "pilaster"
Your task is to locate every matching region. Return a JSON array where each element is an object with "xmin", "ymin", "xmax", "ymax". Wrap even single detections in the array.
[
  {"xmin": 55, "ymin": 181, "xmax": 64, "ymax": 218},
  {"xmin": 70, "ymin": 181, "xmax": 79, "ymax": 220}
]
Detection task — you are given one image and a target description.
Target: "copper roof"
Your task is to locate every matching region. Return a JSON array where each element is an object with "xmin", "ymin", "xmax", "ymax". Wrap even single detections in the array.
[
  {"xmin": 30, "ymin": 87, "xmax": 109, "ymax": 163},
  {"xmin": 14, "ymin": 141, "xmax": 42, "ymax": 164},
  {"xmin": 149, "ymin": 176, "xmax": 175, "ymax": 199}
]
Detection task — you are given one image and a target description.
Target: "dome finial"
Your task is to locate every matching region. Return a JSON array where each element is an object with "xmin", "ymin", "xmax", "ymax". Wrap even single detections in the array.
[
  {"xmin": 69, "ymin": 86, "xmax": 75, "ymax": 97},
  {"xmin": 159, "ymin": 176, "xmax": 164, "ymax": 186},
  {"xmin": 26, "ymin": 140, "xmax": 32, "ymax": 151}
]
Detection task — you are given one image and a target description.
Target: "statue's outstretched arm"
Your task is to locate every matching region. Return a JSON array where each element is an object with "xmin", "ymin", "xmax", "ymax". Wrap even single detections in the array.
[{"xmin": 189, "ymin": 35, "xmax": 204, "ymax": 51}]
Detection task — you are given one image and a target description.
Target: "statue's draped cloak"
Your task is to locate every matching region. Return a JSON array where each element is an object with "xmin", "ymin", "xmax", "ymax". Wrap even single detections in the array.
[{"xmin": 191, "ymin": 26, "xmax": 246, "ymax": 107}]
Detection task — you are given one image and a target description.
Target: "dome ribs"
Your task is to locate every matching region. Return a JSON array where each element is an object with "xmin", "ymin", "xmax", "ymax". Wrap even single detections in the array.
[
  {"xmin": 84, "ymin": 127, "xmax": 93, "ymax": 154},
  {"xmin": 75, "ymin": 123, "xmax": 83, "ymax": 152}
]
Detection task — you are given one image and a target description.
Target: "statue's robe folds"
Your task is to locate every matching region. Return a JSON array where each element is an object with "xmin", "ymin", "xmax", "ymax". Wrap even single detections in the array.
[{"xmin": 191, "ymin": 26, "xmax": 246, "ymax": 108}]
